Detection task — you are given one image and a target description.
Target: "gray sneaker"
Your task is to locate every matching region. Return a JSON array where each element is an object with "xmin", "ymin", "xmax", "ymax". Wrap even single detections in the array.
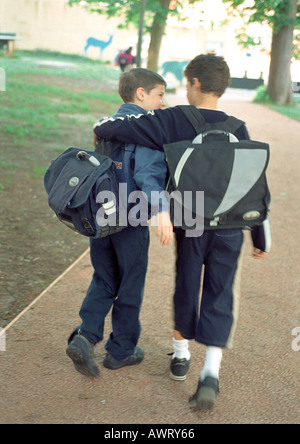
[
  {"xmin": 103, "ymin": 346, "xmax": 144, "ymax": 370},
  {"xmin": 189, "ymin": 376, "xmax": 220, "ymax": 410},
  {"xmin": 169, "ymin": 356, "xmax": 191, "ymax": 381},
  {"xmin": 66, "ymin": 333, "xmax": 100, "ymax": 378}
]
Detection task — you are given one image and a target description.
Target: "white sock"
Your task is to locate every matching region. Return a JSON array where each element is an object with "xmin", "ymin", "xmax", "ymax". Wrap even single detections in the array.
[
  {"xmin": 172, "ymin": 338, "xmax": 191, "ymax": 360},
  {"xmin": 200, "ymin": 346, "xmax": 223, "ymax": 381}
]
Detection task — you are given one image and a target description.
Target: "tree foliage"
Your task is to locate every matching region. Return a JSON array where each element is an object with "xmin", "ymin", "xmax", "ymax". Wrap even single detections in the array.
[
  {"xmin": 68, "ymin": 0, "xmax": 199, "ymax": 33},
  {"xmin": 224, "ymin": 0, "xmax": 300, "ymax": 56},
  {"xmin": 223, "ymin": 0, "xmax": 299, "ymax": 105},
  {"xmin": 223, "ymin": 0, "xmax": 299, "ymax": 34}
]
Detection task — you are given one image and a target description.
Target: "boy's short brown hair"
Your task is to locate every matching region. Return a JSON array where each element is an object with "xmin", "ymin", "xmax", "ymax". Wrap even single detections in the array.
[
  {"xmin": 184, "ymin": 54, "xmax": 231, "ymax": 97},
  {"xmin": 119, "ymin": 68, "xmax": 167, "ymax": 103}
]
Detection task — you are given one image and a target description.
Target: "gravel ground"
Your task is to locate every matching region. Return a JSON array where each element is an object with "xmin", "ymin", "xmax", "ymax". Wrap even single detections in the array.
[{"xmin": 0, "ymin": 90, "xmax": 299, "ymax": 425}]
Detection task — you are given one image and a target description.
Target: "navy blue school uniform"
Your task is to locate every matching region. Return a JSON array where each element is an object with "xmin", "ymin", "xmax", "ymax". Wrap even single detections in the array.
[
  {"xmin": 71, "ymin": 104, "xmax": 167, "ymax": 361},
  {"xmin": 94, "ymin": 106, "xmax": 272, "ymax": 349}
]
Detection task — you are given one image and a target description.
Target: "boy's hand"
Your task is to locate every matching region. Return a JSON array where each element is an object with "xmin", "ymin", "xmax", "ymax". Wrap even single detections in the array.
[
  {"xmin": 252, "ymin": 248, "xmax": 268, "ymax": 260},
  {"xmin": 156, "ymin": 212, "xmax": 174, "ymax": 246}
]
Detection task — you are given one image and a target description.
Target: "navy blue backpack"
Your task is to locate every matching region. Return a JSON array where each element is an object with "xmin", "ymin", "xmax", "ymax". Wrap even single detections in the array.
[{"xmin": 44, "ymin": 147, "xmax": 126, "ymax": 238}]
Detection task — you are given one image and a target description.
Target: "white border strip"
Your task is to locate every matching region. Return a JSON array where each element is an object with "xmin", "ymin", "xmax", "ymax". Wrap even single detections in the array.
[{"xmin": 3, "ymin": 248, "xmax": 90, "ymax": 333}]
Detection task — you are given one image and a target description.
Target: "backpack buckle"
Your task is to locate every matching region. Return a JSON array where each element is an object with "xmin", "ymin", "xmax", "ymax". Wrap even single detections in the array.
[{"xmin": 210, "ymin": 217, "xmax": 220, "ymax": 227}]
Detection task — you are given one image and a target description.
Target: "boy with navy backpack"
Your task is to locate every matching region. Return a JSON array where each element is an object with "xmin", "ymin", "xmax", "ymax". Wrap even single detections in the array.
[
  {"xmin": 94, "ymin": 55, "xmax": 272, "ymax": 410},
  {"xmin": 66, "ymin": 68, "xmax": 173, "ymax": 378}
]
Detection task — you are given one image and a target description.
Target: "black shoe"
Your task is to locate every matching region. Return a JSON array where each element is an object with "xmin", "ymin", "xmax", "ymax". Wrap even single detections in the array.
[
  {"xmin": 189, "ymin": 376, "xmax": 220, "ymax": 410},
  {"xmin": 66, "ymin": 333, "xmax": 100, "ymax": 378},
  {"xmin": 103, "ymin": 346, "xmax": 144, "ymax": 370},
  {"xmin": 169, "ymin": 356, "xmax": 191, "ymax": 381}
]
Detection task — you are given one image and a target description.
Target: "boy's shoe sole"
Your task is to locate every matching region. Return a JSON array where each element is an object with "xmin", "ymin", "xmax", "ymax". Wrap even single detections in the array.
[
  {"xmin": 189, "ymin": 376, "xmax": 219, "ymax": 410},
  {"xmin": 103, "ymin": 346, "xmax": 144, "ymax": 370},
  {"xmin": 169, "ymin": 357, "xmax": 191, "ymax": 381},
  {"xmin": 66, "ymin": 334, "xmax": 100, "ymax": 378}
]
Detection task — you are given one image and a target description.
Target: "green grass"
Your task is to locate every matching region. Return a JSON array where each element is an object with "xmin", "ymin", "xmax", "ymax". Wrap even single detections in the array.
[
  {"xmin": 254, "ymin": 85, "xmax": 300, "ymax": 121},
  {"xmin": 0, "ymin": 80, "xmax": 121, "ymax": 143},
  {"xmin": 0, "ymin": 50, "xmax": 123, "ymax": 188},
  {"xmin": 272, "ymin": 96, "xmax": 300, "ymax": 121},
  {"xmin": 0, "ymin": 51, "xmax": 121, "ymax": 146},
  {"xmin": 0, "ymin": 49, "xmax": 117, "ymax": 79}
]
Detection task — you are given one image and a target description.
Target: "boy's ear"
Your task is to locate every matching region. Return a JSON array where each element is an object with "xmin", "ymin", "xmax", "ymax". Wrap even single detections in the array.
[
  {"xmin": 192, "ymin": 77, "xmax": 202, "ymax": 91},
  {"xmin": 136, "ymin": 87, "xmax": 146, "ymax": 102}
]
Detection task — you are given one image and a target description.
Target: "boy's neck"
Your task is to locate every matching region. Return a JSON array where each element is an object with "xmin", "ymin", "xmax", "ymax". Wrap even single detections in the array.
[
  {"xmin": 126, "ymin": 101, "xmax": 145, "ymax": 110},
  {"xmin": 194, "ymin": 94, "xmax": 219, "ymax": 111},
  {"xmin": 125, "ymin": 101, "xmax": 139, "ymax": 106}
]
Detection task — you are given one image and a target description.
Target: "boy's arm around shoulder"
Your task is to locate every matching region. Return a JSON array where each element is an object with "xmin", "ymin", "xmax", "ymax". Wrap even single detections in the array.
[{"xmin": 93, "ymin": 107, "xmax": 196, "ymax": 150}]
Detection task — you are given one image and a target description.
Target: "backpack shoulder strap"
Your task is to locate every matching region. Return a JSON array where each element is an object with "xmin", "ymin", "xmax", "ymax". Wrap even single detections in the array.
[
  {"xmin": 177, "ymin": 105, "xmax": 206, "ymax": 133},
  {"xmin": 210, "ymin": 116, "xmax": 245, "ymax": 134},
  {"xmin": 178, "ymin": 105, "xmax": 245, "ymax": 135},
  {"xmin": 96, "ymin": 139, "xmax": 123, "ymax": 157}
]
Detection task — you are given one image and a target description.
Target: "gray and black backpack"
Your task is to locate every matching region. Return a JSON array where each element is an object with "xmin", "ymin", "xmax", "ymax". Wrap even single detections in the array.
[{"xmin": 164, "ymin": 105, "xmax": 271, "ymax": 231}]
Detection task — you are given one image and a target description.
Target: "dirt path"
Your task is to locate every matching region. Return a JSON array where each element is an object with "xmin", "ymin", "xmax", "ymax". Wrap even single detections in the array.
[{"xmin": 0, "ymin": 90, "xmax": 299, "ymax": 424}]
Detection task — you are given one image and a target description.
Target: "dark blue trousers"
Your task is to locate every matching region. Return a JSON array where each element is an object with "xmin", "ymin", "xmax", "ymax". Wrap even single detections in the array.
[
  {"xmin": 174, "ymin": 229, "xmax": 244, "ymax": 349},
  {"xmin": 74, "ymin": 225, "xmax": 150, "ymax": 360}
]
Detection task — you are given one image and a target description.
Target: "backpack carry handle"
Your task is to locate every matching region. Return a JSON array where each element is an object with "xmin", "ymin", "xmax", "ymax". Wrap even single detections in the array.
[
  {"xmin": 76, "ymin": 150, "xmax": 101, "ymax": 167},
  {"xmin": 193, "ymin": 130, "xmax": 239, "ymax": 144}
]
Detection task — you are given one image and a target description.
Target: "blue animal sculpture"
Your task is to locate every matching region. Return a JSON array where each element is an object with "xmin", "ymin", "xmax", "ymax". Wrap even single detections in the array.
[
  {"xmin": 84, "ymin": 34, "xmax": 114, "ymax": 60},
  {"xmin": 160, "ymin": 61, "xmax": 189, "ymax": 85}
]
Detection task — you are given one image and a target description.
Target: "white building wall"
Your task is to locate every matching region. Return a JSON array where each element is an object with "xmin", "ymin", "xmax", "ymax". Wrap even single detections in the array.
[{"xmin": 1, "ymin": 0, "xmax": 298, "ymax": 81}]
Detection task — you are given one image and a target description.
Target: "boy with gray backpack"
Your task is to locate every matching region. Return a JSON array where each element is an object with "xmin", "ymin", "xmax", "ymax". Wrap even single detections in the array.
[{"xmin": 94, "ymin": 54, "xmax": 272, "ymax": 410}]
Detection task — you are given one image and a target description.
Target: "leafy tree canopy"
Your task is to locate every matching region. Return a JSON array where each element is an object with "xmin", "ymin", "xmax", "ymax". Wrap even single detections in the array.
[
  {"xmin": 223, "ymin": 0, "xmax": 300, "ymax": 34},
  {"xmin": 68, "ymin": 0, "xmax": 201, "ymax": 33}
]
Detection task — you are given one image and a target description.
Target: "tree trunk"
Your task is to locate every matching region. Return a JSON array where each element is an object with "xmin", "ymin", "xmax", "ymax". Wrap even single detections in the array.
[
  {"xmin": 147, "ymin": 0, "xmax": 170, "ymax": 72},
  {"xmin": 267, "ymin": 0, "xmax": 297, "ymax": 105}
]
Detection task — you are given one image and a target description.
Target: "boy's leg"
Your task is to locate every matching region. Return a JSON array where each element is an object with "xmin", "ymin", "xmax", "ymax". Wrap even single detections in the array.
[
  {"xmin": 104, "ymin": 225, "xmax": 150, "ymax": 363},
  {"xmin": 196, "ymin": 230, "xmax": 244, "ymax": 348},
  {"xmin": 173, "ymin": 230, "xmax": 204, "ymax": 340},
  {"xmin": 189, "ymin": 229, "xmax": 244, "ymax": 410},
  {"xmin": 76, "ymin": 236, "xmax": 120, "ymax": 344},
  {"xmin": 66, "ymin": 236, "xmax": 120, "ymax": 377},
  {"xmin": 170, "ymin": 230, "xmax": 204, "ymax": 381}
]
